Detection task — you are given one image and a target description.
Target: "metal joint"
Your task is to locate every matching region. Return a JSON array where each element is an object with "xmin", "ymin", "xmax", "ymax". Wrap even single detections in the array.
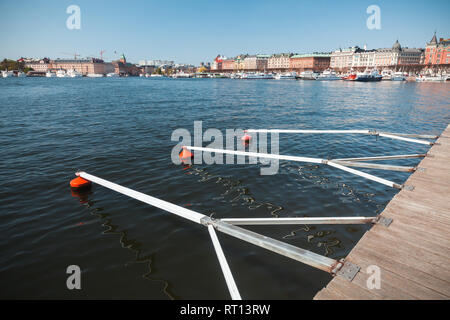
[
  {"xmin": 403, "ymin": 185, "xmax": 415, "ymax": 191},
  {"xmin": 334, "ymin": 259, "xmax": 360, "ymax": 282},
  {"xmin": 374, "ymin": 215, "xmax": 393, "ymax": 227}
]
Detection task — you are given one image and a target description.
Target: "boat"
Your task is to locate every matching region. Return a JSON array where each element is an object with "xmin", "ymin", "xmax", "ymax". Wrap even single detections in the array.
[
  {"xmin": 46, "ymin": 71, "xmax": 56, "ymax": 78},
  {"xmin": 275, "ymin": 72, "xmax": 297, "ymax": 80},
  {"xmin": 391, "ymin": 72, "xmax": 406, "ymax": 81},
  {"xmin": 1, "ymin": 70, "xmax": 13, "ymax": 78},
  {"xmin": 56, "ymin": 69, "xmax": 67, "ymax": 78},
  {"xmin": 241, "ymin": 72, "xmax": 274, "ymax": 79},
  {"xmin": 415, "ymin": 75, "xmax": 447, "ymax": 82},
  {"xmin": 66, "ymin": 69, "xmax": 82, "ymax": 78},
  {"xmin": 172, "ymin": 72, "xmax": 192, "ymax": 78},
  {"xmin": 316, "ymin": 69, "xmax": 341, "ymax": 81},
  {"xmin": 150, "ymin": 74, "xmax": 164, "ymax": 78},
  {"xmin": 342, "ymin": 73, "xmax": 357, "ymax": 81},
  {"xmin": 16, "ymin": 71, "xmax": 26, "ymax": 77},
  {"xmin": 355, "ymin": 69, "xmax": 382, "ymax": 82},
  {"xmin": 298, "ymin": 70, "xmax": 318, "ymax": 80},
  {"xmin": 86, "ymin": 73, "xmax": 103, "ymax": 78},
  {"xmin": 106, "ymin": 72, "xmax": 119, "ymax": 77},
  {"xmin": 381, "ymin": 69, "xmax": 393, "ymax": 80}
]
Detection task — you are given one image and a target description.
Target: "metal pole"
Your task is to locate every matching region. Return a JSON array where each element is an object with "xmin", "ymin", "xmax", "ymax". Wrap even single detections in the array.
[
  {"xmin": 186, "ymin": 146, "xmax": 323, "ymax": 164},
  {"xmin": 332, "ymin": 154, "xmax": 426, "ymax": 162},
  {"xmin": 220, "ymin": 217, "xmax": 375, "ymax": 225},
  {"xmin": 378, "ymin": 133, "xmax": 433, "ymax": 145},
  {"xmin": 246, "ymin": 129, "xmax": 370, "ymax": 134},
  {"xmin": 331, "ymin": 160, "xmax": 415, "ymax": 172},
  {"xmin": 207, "ymin": 225, "xmax": 241, "ymax": 300},
  {"xmin": 326, "ymin": 161, "xmax": 402, "ymax": 189}
]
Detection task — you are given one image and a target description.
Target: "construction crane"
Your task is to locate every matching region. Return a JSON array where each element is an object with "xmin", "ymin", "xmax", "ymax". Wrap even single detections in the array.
[
  {"xmin": 99, "ymin": 50, "xmax": 106, "ymax": 60},
  {"xmin": 60, "ymin": 52, "xmax": 81, "ymax": 60}
]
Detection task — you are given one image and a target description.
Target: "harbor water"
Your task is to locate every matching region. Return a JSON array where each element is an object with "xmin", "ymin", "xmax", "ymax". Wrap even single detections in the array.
[{"xmin": 0, "ymin": 77, "xmax": 449, "ymax": 299}]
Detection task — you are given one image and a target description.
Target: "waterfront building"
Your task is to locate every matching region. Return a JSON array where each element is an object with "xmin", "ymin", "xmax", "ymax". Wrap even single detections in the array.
[
  {"xmin": 243, "ymin": 54, "xmax": 270, "ymax": 71},
  {"xmin": 139, "ymin": 59, "xmax": 174, "ymax": 67},
  {"xmin": 424, "ymin": 33, "xmax": 449, "ymax": 65},
  {"xmin": 49, "ymin": 58, "xmax": 114, "ymax": 75},
  {"xmin": 222, "ymin": 59, "xmax": 236, "ymax": 71},
  {"xmin": 24, "ymin": 58, "xmax": 50, "ymax": 72},
  {"xmin": 111, "ymin": 54, "xmax": 140, "ymax": 76},
  {"xmin": 268, "ymin": 53, "xmax": 292, "ymax": 71},
  {"xmin": 289, "ymin": 53, "xmax": 330, "ymax": 72},
  {"xmin": 330, "ymin": 47, "xmax": 361, "ymax": 71}
]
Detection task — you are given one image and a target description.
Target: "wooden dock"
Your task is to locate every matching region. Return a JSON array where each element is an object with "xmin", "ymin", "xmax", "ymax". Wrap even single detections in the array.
[{"xmin": 314, "ymin": 124, "xmax": 450, "ymax": 300}]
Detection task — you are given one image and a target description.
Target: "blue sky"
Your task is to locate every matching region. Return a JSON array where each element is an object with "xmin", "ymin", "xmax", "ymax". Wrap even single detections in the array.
[{"xmin": 0, "ymin": 0, "xmax": 449, "ymax": 64}]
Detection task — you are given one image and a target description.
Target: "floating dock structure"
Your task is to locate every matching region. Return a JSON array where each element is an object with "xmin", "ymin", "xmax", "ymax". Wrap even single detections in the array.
[
  {"xmin": 314, "ymin": 124, "xmax": 450, "ymax": 299},
  {"xmin": 72, "ymin": 125, "xmax": 448, "ymax": 299}
]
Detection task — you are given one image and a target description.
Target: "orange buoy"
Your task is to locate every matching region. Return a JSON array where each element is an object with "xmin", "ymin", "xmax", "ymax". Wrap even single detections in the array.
[
  {"xmin": 241, "ymin": 134, "xmax": 252, "ymax": 142},
  {"xmin": 179, "ymin": 147, "xmax": 194, "ymax": 160},
  {"xmin": 70, "ymin": 176, "xmax": 92, "ymax": 190}
]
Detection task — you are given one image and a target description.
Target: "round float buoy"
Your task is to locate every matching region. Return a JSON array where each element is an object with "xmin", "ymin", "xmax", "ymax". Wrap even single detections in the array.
[
  {"xmin": 179, "ymin": 147, "xmax": 194, "ymax": 160},
  {"xmin": 241, "ymin": 134, "xmax": 252, "ymax": 142},
  {"xmin": 70, "ymin": 176, "xmax": 91, "ymax": 190}
]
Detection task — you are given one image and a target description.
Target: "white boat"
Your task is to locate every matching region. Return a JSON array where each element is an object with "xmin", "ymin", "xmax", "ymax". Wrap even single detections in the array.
[
  {"xmin": 106, "ymin": 73, "xmax": 119, "ymax": 77},
  {"xmin": 150, "ymin": 74, "xmax": 164, "ymax": 78},
  {"xmin": 316, "ymin": 69, "xmax": 341, "ymax": 81},
  {"xmin": 391, "ymin": 71, "xmax": 406, "ymax": 81},
  {"xmin": 415, "ymin": 75, "xmax": 447, "ymax": 82},
  {"xmin": 172, "ymin": 72, "xmax": 192, "ymax": 78},
  {"xmin": 16, "ymin": 71, "xmax": 26, "ymax": 77},
  {"xmin": 241, "ymin": 72, "xmax": 274, "ymax": 79},
  {"xmin": 56, "ymin": 70, "xmax": 67, "ymax": 78},
  {"xmin": 2, "ymin": 70, "xmax": 13, "ymax": 78},
  {"xmin": 46, "ymin": 71, "xmax": 56, "ymax": 78},
  {"xmin": 275, "ymin": 72, "xmax": 297, "ymax": 80},
  {"xmin": 66, "ymin": 69, "xmax": 82, "ymax": 78},
  {"xmin": 298, "ymin": 70, "xmax": 318, "ymax": 80},
  {"xmin": 86, "ymin": 73, "xmax": 103, "ymax": 78}
]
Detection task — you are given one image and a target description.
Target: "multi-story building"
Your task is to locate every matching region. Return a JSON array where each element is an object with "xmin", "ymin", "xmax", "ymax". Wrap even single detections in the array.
[
  {"xmin": 267, "ymin": 53, "xmax": 292, "ymax": 71},
  {"xmin": 49, "ymin": 58, "xmax": 114, "ymax": 75},
  {"xmin": 289, "ymin": 53, "xmax": 330, "ymax": 72},
  {"xmin": 424, "ymin": 33, "xmax": 449, "ymax": 65},
  {"xmin": 331, "ymin": 41, "xmax": 424, "ymax": 72},
  {"xmin": 23, "ymin": 58, "xmax": 50, "ymax": 72},
  {"xmin": 222, "ymin": 59, "xmax": 236, "ymax": 71},
  {"xmin": 139, "ymin": 60, "xmax": 174, "ymax": 67},
  {"xmin": 243, "ymin": 54, "xmax": 270, "ymax": 71}
]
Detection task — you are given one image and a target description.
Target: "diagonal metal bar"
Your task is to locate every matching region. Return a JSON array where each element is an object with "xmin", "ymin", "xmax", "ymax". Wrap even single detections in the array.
[
  {"xmin": 207, "ymin": 225, "xmax": 241, "ymax": 300},
  {"xmin": 330, "ymin": 160, "xmax": 415, "ymax": 172},
  {"xmin": 332, "ymin": 154, "xmax": 426, "ymax": 162},
  {"xmin": 220, "ymin": 217, "xmax": 376, "ymax": 225}
]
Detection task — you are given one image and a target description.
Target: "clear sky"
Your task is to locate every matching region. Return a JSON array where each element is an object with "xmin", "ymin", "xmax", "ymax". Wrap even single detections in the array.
[{"xmin": 1, "ymin": 0, "xmax": 449, "ymax": 65}]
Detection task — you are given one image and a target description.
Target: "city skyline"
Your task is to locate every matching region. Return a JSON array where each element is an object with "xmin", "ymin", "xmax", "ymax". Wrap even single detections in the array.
[{"xmin": 1, "ymin": 0, "xmax": 449, "ymax": 64}]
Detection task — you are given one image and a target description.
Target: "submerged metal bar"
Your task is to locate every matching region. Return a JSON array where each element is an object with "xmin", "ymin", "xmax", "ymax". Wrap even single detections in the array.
[
  {"xmin": 221, "ymin": 217, "xmax": 375, "ymax": 225},
  {"xmin": 245, "ymin": 129, "xmax": 436, "ymax": 145},
  {"xmin": 378, "ymin": 133, "xmax": 433, "ymax": 146},
  {"xmin": 246, "ymin": 129, "xmax": 370, "ymax": 134},
  {"xmin": 331, "ymin": 160, "xmax": 416, "ymax": 172},
  {"xmin": 333, "ymin": 154, "xmax": 426, "ymax": 162},
  {"xmin": 185, "ymin": 147, "xmax": 401, "ymax": 189},
  {"xmin": 204, "ymin": 217, "xmax": 338, "ymax": 273},
  {"xmin": 78, "ymin": 172, "xmax": 341, "ymax": 275},
  {"xmin": 186, "ymin": 146, "xmax": 323, "ymax": 164},
  {"xmin": 207, "ymin": 225, "xmax": 241, "ymax": 300},
  {"xmin": 77, "ymin": 171, "xmax": 205, "ymax": 224},
  {"xmin": 327, "ymin": 161, "xmax": 402, "ymax": 189}
]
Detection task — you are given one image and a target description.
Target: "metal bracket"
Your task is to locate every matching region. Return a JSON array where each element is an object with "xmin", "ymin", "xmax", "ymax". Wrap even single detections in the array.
[
  {"xmin": 335, "ymin": 260, "xmax": 360, "ymax": 282},
  {"xmin": 374, "ymin": 215, "xmax": 393, "ymax": 227},
  {"xmin": 403, "ymin": 185, "xmax": 415, "ymax": 191},
  {"xmin": 416, "ymin": 167, "xmax": 426, "ymax": 172}
]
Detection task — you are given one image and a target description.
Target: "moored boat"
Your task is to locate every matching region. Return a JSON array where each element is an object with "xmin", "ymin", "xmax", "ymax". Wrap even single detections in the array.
[
  {"xmin": 316, "ymin": 69, "xmax": 341, "ymax": 81},
  {"xmin": 46, "ymin": 71, "xmax": 56, "ymax": 77},
  {"xmin": 275, "ymin": 72, "xmax": 297, "ymax": 80},
  {"xmin": 86, "ymin": 73, "xmax": 104, "ymax": 78},
  {"xmin": 106, "ymin": 72, "xmax": 119, "ymax": 77},
  {"xmin": 298, "ymin": 70, "xmax": 318, "ymax": 80},
  {"xmin": 2, "ymin": 70, "xmax": 14, "ymax": 78},
  {"xmin": 391, "ymin": 71, "xmax": 406, "ymax": 81},
  {"xmin": 66, "ymin": 69, "xmax": 82, "ymax": 78},
  {"xmin": 355, "ymin": 69, "xmax": 382, "ymax": 82},
  {"xmin": 56, "ymin": 69, "xmax": 67, "ymax": 78}
]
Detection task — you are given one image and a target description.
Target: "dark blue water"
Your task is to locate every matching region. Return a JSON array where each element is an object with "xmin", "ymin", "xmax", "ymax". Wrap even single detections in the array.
[{"xmin": 0, "ymin": 77, "xmax": 449, "ymax": 299}]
